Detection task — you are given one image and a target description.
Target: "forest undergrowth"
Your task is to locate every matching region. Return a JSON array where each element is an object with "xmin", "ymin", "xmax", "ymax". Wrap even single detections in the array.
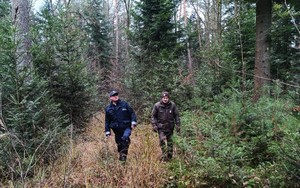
[
  {"xmin": 28, "ymin": 113, "xmax": 171, "ymax": 188},
  {"xmin": 4, "ymin": 95, "xmax": 299, "ymax": 188}
]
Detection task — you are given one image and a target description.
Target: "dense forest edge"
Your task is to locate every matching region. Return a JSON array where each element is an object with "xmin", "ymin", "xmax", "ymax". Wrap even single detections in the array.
[{"xmin": 0, "ymin": 0, "xmax": 300, "ymax": 187}]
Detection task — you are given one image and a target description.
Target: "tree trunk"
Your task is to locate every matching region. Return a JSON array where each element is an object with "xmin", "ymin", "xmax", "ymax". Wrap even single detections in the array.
[
  {"xmin": 190, "ymin": 0, "xmax": 203, "ymax": 49},
  {"xmin": 114, "ymin": 0, "xmax": 119, "ymax": 64},
  {"xmin": 183, "ymin": 0, "xmax": 193, "ymax": 80},
  {"xmin": 12, "ymin": 0, "xmax": 32, "ymax": 72},
  {"xmin": 123, "ymin": 0, "xmax": 131, "ymax": 28},
  {"xmin": 253, "ymin": 0, "xmax": 272, "ymax": 101},
  {"xmin": 214, "ymin": 0, "xmax": 222, "ymax": 69},
  {"xmin": 123, "ymin": 0, "xmax": 131, "ymax": 61},
  {"xmin": 204, "ymin": 0, "xmax": 211, "ymax": 51},
  {"xmin": 216, "ymin": 0, "xmax": 222, "ymax": 45}
]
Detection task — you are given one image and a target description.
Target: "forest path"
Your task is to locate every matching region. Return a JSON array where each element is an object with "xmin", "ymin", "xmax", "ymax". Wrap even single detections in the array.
[{"xmin": 40, "ymin": 112, "xmax": 170, "ymax": 187}]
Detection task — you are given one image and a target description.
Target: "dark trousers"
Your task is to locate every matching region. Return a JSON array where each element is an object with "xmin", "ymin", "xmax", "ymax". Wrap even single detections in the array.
[
  {"xmin": 113, "ymin": 127, "xmax": 131, "ymax": 159},
  {"xmin": 158, "ymin": 130, "xmax": 173, "ymax": 160}
]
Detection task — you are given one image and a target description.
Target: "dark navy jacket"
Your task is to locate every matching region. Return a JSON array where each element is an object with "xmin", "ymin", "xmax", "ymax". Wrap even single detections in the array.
[{"xmin": 105, "ymin": 100, "xmax": 137, "ymax": 134}]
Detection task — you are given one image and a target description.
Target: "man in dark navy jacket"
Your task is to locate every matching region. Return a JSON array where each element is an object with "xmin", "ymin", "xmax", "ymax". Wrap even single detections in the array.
[{"xmin": 105, "ymin": 90, "xmax": 137, "ymax": 162}]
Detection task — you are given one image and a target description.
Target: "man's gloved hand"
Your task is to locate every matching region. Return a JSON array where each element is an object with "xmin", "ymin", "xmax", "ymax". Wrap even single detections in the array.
[
  {"xmin": 176, "ymin": 125, "xmax": 180, "ymax": 134},
  {"xmin": 153, "ymin": 125, "xmax": 158, "ymax": 133},
  {"xmin": 105, "ymin": 131, "xmax": 111, "ymax": 137}
]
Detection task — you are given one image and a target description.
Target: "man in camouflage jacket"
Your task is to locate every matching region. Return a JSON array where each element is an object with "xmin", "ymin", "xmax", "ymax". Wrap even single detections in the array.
[{"xmin": 151, "ymin": 91, "xmax": 180, "ymax": 161}]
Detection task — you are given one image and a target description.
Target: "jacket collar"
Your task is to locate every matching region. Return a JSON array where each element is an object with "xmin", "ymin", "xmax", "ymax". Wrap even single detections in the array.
[
  {"xmin": 160, "ymin": 100, "xmax": 171, "ymax": 106},
  {"xmin": 110, "ymin": 99, "xmax": 120, "ymax": 106}
]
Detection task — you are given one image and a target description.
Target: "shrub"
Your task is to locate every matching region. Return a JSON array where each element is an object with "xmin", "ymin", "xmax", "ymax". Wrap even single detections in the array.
[{"xmin": 173, "ymin": 89, "xmax": 300, "ymax": 187}]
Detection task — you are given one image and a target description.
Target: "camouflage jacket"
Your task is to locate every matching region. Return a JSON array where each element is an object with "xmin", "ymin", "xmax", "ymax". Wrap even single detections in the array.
[{"xmin": 151, "ymin": 100, "xmax": 180, "ymax": 132}]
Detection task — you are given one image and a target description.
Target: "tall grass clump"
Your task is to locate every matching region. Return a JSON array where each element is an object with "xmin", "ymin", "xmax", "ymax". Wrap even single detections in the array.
[{"xmin": 30, "ymin": 114, "xmax": 170, "ymax": 187}]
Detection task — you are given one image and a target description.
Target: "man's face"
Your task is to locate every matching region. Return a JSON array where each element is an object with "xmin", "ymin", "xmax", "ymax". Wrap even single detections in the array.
[
  {"xmin": 162, "ymin": 96, "xmax": 169, "ymax": 104},
  {"xmin": 110, "ymin": 95, "xmax": 119, "ymax": 102}
]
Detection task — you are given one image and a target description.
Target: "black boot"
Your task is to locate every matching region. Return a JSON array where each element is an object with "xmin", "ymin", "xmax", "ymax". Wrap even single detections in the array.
[{"xmin": 119, "ymin": 153, "xmax": 127, "ymax": 162}]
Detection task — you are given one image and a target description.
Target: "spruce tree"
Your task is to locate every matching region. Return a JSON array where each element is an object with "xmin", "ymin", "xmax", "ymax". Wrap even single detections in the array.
[
  {"xmin": 0, "ymin": 2, "xmax": 66, "ymax": 179},
  {"xmin": 32, "ymin": 4, "xmax": 98, "ymax": 129},
  {"xmin": 82, "ymin": 0, "xmax": 112, "ymax": 101},
  {"xmin": 132, "ymin": 0, "xmax": 180, "ymax": 56},
  {"xmin": 129, "ymin": 0, "xmax": 185, "ymax": 114}
]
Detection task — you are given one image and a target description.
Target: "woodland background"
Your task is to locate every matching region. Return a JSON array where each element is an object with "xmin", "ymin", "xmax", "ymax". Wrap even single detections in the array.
[{"xmin": 0, "ymin": 0, "xmax": 299, "ymax": 187}]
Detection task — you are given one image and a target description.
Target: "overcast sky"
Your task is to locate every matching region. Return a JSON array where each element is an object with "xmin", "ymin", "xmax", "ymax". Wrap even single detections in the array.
[{"xmin": 33, "ymin": 0, "xmax": 44, "ymax": 11}]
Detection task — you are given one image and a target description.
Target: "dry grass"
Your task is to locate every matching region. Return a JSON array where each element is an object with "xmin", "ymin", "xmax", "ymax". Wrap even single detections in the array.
[{"xmin": 31, "ymin": 112, "xmax": 169, "ymax": 188}]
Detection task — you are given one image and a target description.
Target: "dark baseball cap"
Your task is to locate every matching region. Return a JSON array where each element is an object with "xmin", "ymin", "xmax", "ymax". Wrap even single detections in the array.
[{"xmin": 109, "ymin": 90, "xmax": 119, "ymax": 97}]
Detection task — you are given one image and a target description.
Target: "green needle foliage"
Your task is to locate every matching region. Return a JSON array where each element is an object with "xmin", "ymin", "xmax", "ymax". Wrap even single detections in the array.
[
  {"xmin": 173, "ymin": 89, "xmax": 300, "ymax": 187},
  {"xmin": 32, "ymin": 5, "xmax": 99, "ymax": 129},
  {"xmin": 0, "ymin": 13, "xmax": 66, "ymax": 182},
  {"xmin": 128, "ymin": 0, "xmax": 188, "ymax": 118}
]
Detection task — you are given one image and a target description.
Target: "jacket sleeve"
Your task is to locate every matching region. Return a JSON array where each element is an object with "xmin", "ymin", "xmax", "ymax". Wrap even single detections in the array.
[
  {"xmin": 173, "ymin": 103, "xmax": 180, "ymax": 127},
  {"xmin": 151, "ymin": 104, "xmax": 158, "ymax": 127},
  {"xmin": 104, "ymin": 108, "xmax": 111, "ymax": 133},
  {"xmin": 126, "ymin": 103, "xmax": 137, "ymax": 125}
]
